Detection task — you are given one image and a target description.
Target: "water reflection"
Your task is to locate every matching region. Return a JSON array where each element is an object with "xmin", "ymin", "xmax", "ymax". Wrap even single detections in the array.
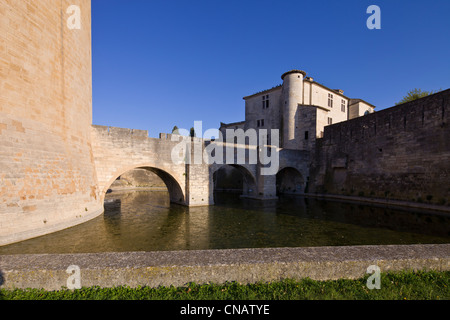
[{"xmin": 0, "ymin": 190, "xmax": 448, "ymax": 255}]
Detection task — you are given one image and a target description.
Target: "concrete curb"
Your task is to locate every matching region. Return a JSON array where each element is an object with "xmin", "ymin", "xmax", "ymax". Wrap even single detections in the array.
[{"xmin": 0, "ymin": 244, "xmax": 449, "ymax": 291}]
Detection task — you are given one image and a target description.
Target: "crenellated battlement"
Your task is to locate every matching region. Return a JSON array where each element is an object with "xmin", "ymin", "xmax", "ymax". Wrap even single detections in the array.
[
  {"xmin": 91, "ymin": 125, "xmax": 149, "ymax": 138},
  {"xmin": 321, "ymin": 88, "xmax": 450, "ymax": 145},
  {"xmin": 311, "ymin": 88, "xmax": 450, "ymax": 204}
]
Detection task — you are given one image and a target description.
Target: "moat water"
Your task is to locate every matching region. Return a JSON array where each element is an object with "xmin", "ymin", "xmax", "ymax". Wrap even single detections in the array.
[{"xmin": 0, "ymin": 190, "xmax": 449, "ymax": 255}]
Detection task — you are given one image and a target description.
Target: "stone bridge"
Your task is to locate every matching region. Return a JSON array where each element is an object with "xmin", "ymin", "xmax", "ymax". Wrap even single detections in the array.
[{"xmin": 91, "ymin": 125, "xmax": 310, "ymax": 207}]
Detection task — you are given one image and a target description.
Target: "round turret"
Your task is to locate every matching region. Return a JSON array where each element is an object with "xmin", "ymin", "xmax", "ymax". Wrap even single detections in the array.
[
  {"xmin": 282, "ymin": 70, "xmax": 306, "ymax": 149},
  {"xmin": 281, "ymin": 70, "xmax": 307, "ymax": 80}
]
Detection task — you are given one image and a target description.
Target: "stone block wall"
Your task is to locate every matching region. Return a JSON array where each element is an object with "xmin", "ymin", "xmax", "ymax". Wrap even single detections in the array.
[
  {"xmin": 0, "ymin": 0, "xmax": 103, "ymax": 246},
  {"xmin": 186, "ymin": 162, "xmax": 214, "ymax": 206},
  {"xmin": 310, "ymin": 89, "xmax": 450, "ymax": 205},
  {"xmin": 90, "ymin": 125, "xmax": 189, "ymax": 205}
]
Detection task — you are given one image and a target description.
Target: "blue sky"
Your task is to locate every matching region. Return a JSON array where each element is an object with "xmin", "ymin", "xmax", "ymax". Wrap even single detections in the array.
[{"xmin": 91, "ymin": 0, "xmax": 450, "ymax": 137}]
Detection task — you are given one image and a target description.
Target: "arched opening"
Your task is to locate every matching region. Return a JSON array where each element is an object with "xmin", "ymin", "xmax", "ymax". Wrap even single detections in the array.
[
  {"xmin": 103, "ymin": 166, "xmax": 185, "ymax": 206},
  {"xmin": 213, "ymin": 165, "xmax": 243, "ymax": 193},
  {"xmin": 110, "ymin": 168, "xmax": 167, "ymax": 191},
  {"xmin": 101, "ymin": 166, "xmax": 188, "ymax": 251},
  {"xmin": 276, "ymin": 167, "xmax": 305, "ymax": 195},
  {"xmin": 212, "ymin": 165, "xmax": 257, "ymax": 202}
]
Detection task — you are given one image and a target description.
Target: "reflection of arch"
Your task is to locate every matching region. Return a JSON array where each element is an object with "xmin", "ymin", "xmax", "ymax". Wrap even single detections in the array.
[
  {"xmin": 212, "ymin": 164, "xmax": 257, "ymax": 197},
  {"xmin": 276, "ymin": 167, "xmax": 305, "ymax": 195},
  {"xmin": 101, "ymin": 165, "xmax": 185, "ymax": 205}
]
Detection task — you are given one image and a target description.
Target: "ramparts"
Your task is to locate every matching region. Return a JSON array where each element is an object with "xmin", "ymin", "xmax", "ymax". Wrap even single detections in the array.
[{"xmin": 310, "ymin": 89, "xmax": 450, "ymax": 205}]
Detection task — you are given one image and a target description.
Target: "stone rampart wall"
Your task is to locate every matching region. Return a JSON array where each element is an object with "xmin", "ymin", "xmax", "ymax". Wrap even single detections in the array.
[{"xmin": 310, "ymin": 89, "xmax": 450, "ymax": 205}]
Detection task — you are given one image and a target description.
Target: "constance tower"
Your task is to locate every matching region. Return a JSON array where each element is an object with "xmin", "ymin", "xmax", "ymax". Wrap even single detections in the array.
[{"xmin": 0, "ymin": 0, "xmax": 103, "ymax": 245}]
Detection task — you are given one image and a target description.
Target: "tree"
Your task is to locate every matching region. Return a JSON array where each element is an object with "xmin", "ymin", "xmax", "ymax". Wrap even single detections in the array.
[
  {"xmin": 172, "ymin": 125, "xmax": 179, "ymax": 135},
  {"xmin": 395, "ymin": 88, "xmax": 439, "ymax": 105},
  {"xmin": 190, "ymin": 127, "xmax": 196, "ymax": 138}
]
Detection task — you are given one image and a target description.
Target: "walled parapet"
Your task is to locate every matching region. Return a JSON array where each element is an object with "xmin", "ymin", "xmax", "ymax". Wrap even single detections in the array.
[
  {"xmin": 159, "ymin": 133, "xmax": 172, "ymax": 140},
  {"xmin": 311, "ymin": 89, "xmax": 450, "ymax": 205},
  {"xmin": 131, "ymin": 129, "xmax": 149, "ymax": 137},
  {"xmin": 321, "ymin": 89, "xmax": 449, "ymax": 145},
  {"xmin": 92, "ymin": 125, "xmax": 149, "ymax": 138}
]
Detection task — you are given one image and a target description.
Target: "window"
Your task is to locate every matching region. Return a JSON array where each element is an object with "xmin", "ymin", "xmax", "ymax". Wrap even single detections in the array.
[
  {"xmin": 341, "ymin": 99, "xmax": 346, "ymax": 112},
  {"xmin": 257, "ymin": 119, "xmax": 265, "ymax": 127},
  {"xmin": 262, "ymin": 95, "xmax": 269, "ymax": 109},
  {"xmin": 304, "ymin": 131, "xmax": 309, "ymax": 140},
  {"xmin": 327, "ymin": 117, "xmax": 333, "ymax": 125},
  {"xmin": 328, "ymin": 93, "xmax": 333, "ymax": 108}
]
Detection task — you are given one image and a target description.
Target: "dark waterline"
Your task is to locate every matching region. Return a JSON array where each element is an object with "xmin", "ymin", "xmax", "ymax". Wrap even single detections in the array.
[{"xmin": 0, "ymin": 190, "xmax": 449, "ymax": 255}]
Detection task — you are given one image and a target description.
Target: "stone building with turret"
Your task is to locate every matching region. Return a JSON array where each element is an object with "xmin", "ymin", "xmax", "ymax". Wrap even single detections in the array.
[{"xmin": 220, "ymin": 70, "xmax": 376, "ymax": 150}]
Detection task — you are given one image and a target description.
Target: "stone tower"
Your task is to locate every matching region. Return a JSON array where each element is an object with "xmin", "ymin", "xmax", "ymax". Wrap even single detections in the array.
[
  {"xmin": 0, "ymin": 0, "xmax": 103, "ymax": 245},
  {"xmin": 281, "ymin": 70, "xmax": 306, "ymax": 149}
]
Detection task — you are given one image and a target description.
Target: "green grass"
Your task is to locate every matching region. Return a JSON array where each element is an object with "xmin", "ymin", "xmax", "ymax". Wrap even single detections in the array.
[{"xmin": 0, "ymin": 270, "xmax": 448, "ymax": 300}]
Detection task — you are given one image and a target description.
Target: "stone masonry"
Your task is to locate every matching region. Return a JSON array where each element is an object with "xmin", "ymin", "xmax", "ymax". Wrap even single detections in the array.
[
  {"xmin": 1, "ymin": 1, "xmax": 449, "ymax": 248},
  {"xmin": 310, "ymin": 89, "xmax": 450, "ymax": 205},
  {"xmin": 0, "ymin": 0, "xmax": 103, "ymax": 246},
  {"xmin": 90, "ymin": 125, "xmax": 305, "ymax": 207}
]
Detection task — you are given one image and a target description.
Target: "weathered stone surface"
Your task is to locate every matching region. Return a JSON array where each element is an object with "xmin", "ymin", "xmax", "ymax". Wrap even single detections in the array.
[
  {"xmin": 0, "ymin": 244, "xmax": 448, "ymax": 290},
  {"xmin": 310, "ymin": 89, "xmax": 450, "ymax": 206},
  {"xmin": 0, "ymin": 0, "xmax": 103, "ymax": 246}
]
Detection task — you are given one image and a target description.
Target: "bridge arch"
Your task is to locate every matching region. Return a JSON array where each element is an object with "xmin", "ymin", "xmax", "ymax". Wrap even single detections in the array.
[
  {"xmin": 100, "ymin": 164, "xmax": 185, "ymax": 205},
  {"xmin": 276, "ymin": 166, "xmax": 306, "ymax": 195},
  {"xmin": 211, "ymin": 164, "xmax": 257, "ymax": 198}
]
